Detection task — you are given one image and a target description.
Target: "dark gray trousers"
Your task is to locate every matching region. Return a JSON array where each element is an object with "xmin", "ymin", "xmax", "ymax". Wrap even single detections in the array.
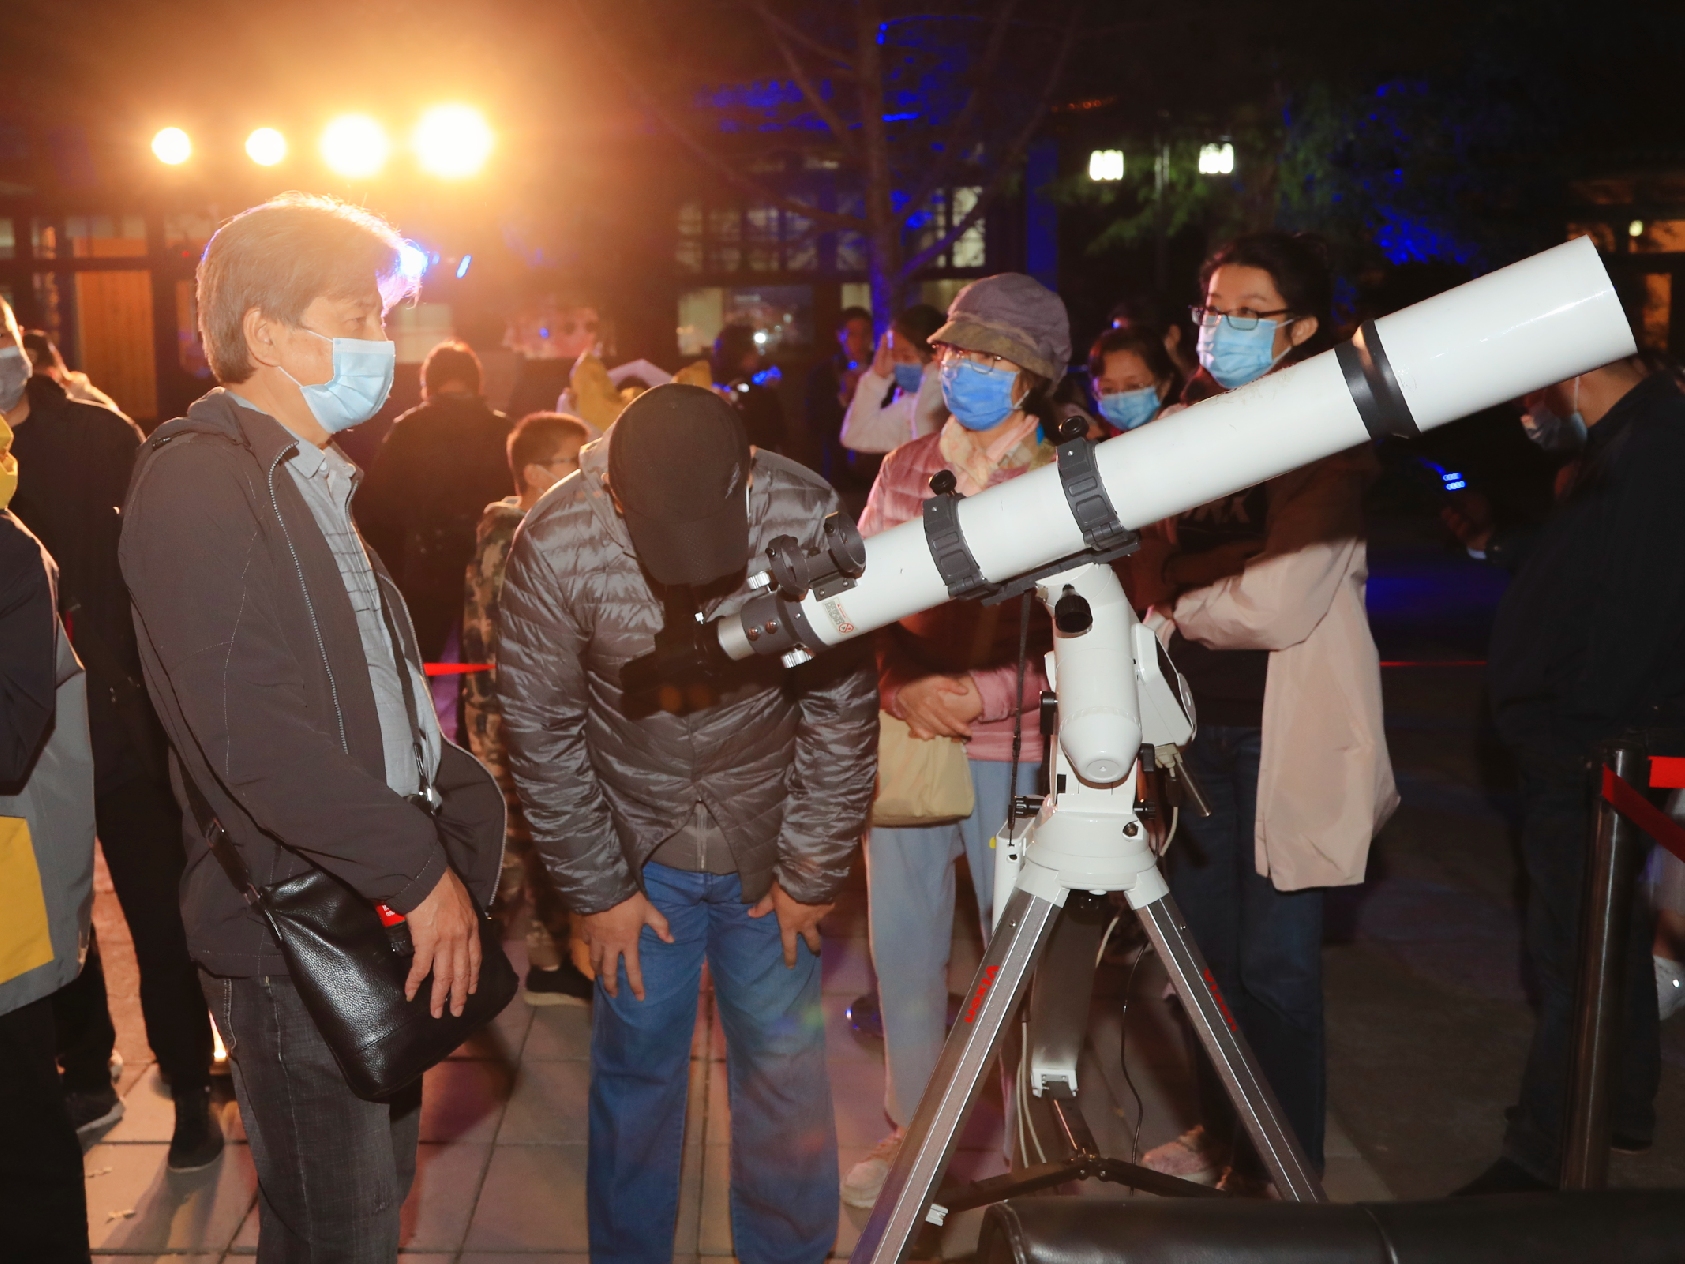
[{"xmin": 203, "ymin": 972, "xmax": 422, "ymax": 1263}]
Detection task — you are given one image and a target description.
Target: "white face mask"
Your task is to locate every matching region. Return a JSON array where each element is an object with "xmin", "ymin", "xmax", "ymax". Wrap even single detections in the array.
[{"xmin": 0, "ymin": 346, "xmax": 29, "ymax": 413}]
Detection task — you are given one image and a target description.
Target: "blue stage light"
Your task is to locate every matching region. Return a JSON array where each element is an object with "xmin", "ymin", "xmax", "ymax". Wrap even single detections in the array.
[
  {"xmin": 398, "ymin": 242, "xmax": 430, "ymax": 282},
  {"xmin": 456, "ymin": 254, "xmax": 472, "ymax": 279}
]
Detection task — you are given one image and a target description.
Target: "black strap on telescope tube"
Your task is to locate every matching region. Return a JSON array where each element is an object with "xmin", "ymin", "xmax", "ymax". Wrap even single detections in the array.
[
  {"xmin": 1336, "ymin": 320, "xmax": 1420, "ymax": 441},
  {"xmin": 1056, "ymin": 436, "xmax": 1134, "ymax": 552},
  {"xmin": 923, "ymin": 488, "xmax": 992, "ymax": 600}
]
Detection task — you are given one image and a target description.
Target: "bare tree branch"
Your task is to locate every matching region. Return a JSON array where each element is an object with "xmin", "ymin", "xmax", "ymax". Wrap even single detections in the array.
[
  {"xmin": 898, "ymin": 0, "xmax": 1024, "ymax": 224},
  {"xmin": 900, "ymin": 0, "xmax": 1086, "ymax": 278},
  {"xmin": 571, "ymin": 0, "xmax": 864, "ymax": 232},
  {"xmin": 749, "ymin": 3, "xmax": 857, "ymax": 75},
  {"xmin": 748, "ymin": 0, "xmax": 861, "ymax": 158}
]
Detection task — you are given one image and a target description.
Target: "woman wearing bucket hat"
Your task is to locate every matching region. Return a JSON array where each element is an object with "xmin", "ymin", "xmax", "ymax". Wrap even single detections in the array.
[{"xmin": 842, "ymin": 273, "xmax": 1069, "ymax": 1209}]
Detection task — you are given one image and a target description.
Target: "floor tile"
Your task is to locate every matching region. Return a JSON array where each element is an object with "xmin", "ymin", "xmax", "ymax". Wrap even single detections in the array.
[
  {"xmin": 703, "ymin": 1054, "xmax": 731, "ymax": 1142},
  {"xmin": 451, "ymin": 996, "xmax": 533, "ymax": 1062},
  {"xmin": 84, "ymin": 1140, "xmax": 255, "ymax": 1254},
  {"xmin": 819, "ymin": 934, "xmax": 873, "ymax": 997},
  {"xmin": 674, "ymin": 1041, "xmax": 710, "ymax": 1258},
  {"xmin": 103, "ymin": 1064, "xmax": 176, "ymax": 1143},
  {"xmin": 403, "ymin": 1141, "xmax": 493, "ymax": 1251},
  {"xmin": 420, "ymin": 1058, "xmax": 514, "ymax": 1144},
  {"xmin": 496, "ymin": 1058, "xmax": 592, "ymax": 1144},
  {"xmin": 460, "ymin": 1256, "xmax": 591, "ymax": 1263},
  {"xmin": 230, "ymin": 1200, "xmax": 256, "ymax": 1251},
  {"xmin": 697, "ymin": 1143, "xmax": 733, "ymax": 1256},
  {"xmin": 463, "ymin": 1144, "xmax": 589, "ymax": 1252},
  {"xmin": 523, "ymin": 1002, "xmax": 593, "ymax": 1061},
  {"xmin": 822, "ymin": 997, "xmax": 888, "ymax": 1068}
]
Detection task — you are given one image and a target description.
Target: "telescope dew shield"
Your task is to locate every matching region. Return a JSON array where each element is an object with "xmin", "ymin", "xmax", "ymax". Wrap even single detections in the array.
[{"xmin": 715, "ymin": 236, "xmax": 1635, "ymax": 662}]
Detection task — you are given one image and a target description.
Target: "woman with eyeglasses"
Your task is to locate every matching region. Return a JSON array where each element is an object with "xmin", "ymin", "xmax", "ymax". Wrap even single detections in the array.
[
  {"xmin": 841, "ymin": 273, "xmax": 1067, "ymax": 1211},
  {"xmin": 1137, "ymin": 232, "xmax": 1396, "ymax": 1193}
]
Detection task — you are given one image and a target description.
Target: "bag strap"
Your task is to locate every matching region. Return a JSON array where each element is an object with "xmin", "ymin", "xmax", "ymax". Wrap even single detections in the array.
[
  {"xmin": 371, "ymin": 574, "xmax": 439, "ymax": 815},
  {"xmin": 178, "ymin": 768, "xmax": 265, "ymax": 908}
]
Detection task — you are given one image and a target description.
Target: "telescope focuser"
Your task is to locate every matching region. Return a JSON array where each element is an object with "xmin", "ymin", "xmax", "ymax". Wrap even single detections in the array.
[{"xmin": 720, "ymin": 512, "xmax": 868, "ymax": 667}]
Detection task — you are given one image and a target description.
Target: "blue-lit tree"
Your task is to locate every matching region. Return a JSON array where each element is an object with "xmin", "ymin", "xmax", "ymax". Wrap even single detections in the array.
[{"xmin": 575, "ymin": 0, "xmax": 1085, "ymax": 318}]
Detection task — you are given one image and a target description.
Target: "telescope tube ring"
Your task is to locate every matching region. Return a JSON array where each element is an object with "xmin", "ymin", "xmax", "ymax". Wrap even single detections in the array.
[{"xmin": 1336, "ymin": 320, "xmax": 1420, "ymax": 442}]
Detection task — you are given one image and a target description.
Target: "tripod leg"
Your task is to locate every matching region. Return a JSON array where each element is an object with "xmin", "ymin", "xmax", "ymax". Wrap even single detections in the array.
[
  {"xmin": 850, "ymin": 881, "xmax": 1064, "ymax": 1264},
  {"xmin": 1136, "ymin": 893, "xmax": 1326, "ymax": 1202}
]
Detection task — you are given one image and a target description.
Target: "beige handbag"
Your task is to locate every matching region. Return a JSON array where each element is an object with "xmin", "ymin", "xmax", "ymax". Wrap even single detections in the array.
[{"xmin": 871, "ymin": 710, "xmax": 976, "ymax": 828}]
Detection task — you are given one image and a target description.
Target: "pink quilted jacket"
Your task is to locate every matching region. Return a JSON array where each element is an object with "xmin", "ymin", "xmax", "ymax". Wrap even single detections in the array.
[{"xmin": 859, "ymin": 431, "xmax": 1050, "ymax": 763}]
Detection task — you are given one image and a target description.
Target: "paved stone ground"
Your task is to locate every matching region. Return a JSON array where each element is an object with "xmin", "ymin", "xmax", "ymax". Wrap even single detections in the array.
[{"xmin": 77, "ymin": 537, "xmax": 1685, "ymax": 1260}]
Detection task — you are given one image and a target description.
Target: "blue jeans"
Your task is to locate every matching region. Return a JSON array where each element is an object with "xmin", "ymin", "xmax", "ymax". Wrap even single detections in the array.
[
  {"xmin": 1165, "ymin": 724, "xmax": 1326, "ymax": 1171},
  {"xmin": 588, "ymin": 863, "xmax": 837, "ymax": 1264},
  {"xmin": 866, "ymin": 758, "xmax": 1039, "ymax": 1126}
]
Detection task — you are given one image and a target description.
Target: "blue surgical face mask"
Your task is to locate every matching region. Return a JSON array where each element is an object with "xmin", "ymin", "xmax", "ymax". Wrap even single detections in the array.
[
  {"xmin": 940, "ymin": 357, "xmax": 1020, "ymax": 431},
  {"xmin": 1196, "ymin": 317, "xmax": 1286, "ymax": 390},
  {"xmin": 284, "ymin": 330, "xmax": 396, "ymax": 434},
  {"xmin": 0, "ymin": 346, "xmax": 29, "ymax": 413},
  {"xmin": 892, "ymin": 361, "xmax": 926, "ymax": 395},
  {"xmin": 1098, "ymin": 384, "xmax": 1162, "ymax": 432},
  {"xmin": 1521, "ymin": 378, "xmax": 1588, "ymax": 454}
]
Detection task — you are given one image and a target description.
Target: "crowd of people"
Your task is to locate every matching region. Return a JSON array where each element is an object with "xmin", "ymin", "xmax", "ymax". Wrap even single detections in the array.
[{"xmin": 2, "ymin": 187, "xmax": 1684, "ymax": 1264}]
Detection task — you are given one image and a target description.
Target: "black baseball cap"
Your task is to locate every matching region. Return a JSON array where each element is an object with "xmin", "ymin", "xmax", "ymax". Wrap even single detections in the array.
[{"xmin": 607, "ymin": 383, "xmax": 752, "ymax": 587}]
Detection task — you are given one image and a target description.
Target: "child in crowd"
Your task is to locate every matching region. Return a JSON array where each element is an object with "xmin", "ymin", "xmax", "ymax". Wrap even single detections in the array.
[{"xmin": 464, "ymin": 411, "xmax": 595, "ymax": 1004}]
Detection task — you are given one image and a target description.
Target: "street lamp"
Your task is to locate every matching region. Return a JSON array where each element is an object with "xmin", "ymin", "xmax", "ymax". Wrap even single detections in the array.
[
  {"xmin": 1088, "ymin": 149, "xmax": 1125, "ymax": 182},
  {"xmin": 151, "ymin": 127, "xmax": 192, "ymax": 165},
  {"xmin": 1198, "ymin": 142, "xmax": 1235, "ymax": 176},
  {"xmin": 246, "ymin": 127, "xmax": 288, "ymax": 167},
  {"xmin": 321, "ymin": 115, "xmax": 390, "ymax": 178},
  {"xmin": 413, "ymin": 105, "xmax": 493, "ymax": 179}
]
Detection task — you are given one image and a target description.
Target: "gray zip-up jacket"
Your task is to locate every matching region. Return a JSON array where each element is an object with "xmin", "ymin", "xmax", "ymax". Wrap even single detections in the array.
[
  {"xmin": 496, "ymin": 432, "xmax": 878, "ymax": 914},
  {"xmin": 120, "ymin": 391, "xmax": 504, "ymax": 977}
]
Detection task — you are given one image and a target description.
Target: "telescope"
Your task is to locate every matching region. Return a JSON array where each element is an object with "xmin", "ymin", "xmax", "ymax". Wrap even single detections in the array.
[{"xmin": 712, "ymin": 237, "xmax": 1635, "ymax": 1262}]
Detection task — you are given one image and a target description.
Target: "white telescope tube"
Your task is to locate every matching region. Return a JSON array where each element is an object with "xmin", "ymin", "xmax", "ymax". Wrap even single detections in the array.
[{"xmin": 721, "ymin": 236, "xmax": 1634, "ymax": 659}]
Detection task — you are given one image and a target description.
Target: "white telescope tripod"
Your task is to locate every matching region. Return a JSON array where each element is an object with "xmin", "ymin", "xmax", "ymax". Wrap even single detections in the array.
[{"xmin": 849, "ymin": 559, "xmax": 1323, "ymax": 1264}]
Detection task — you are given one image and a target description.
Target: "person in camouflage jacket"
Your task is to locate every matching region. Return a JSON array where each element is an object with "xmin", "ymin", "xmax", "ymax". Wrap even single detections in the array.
[{"xmin": 463, "ymin": 412, "xmax": 592, "ymax": 1004}]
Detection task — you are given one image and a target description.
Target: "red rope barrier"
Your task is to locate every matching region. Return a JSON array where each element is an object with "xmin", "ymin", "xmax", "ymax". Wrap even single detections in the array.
[{"xmin": 1600, "ymin": 765, "xmax": 1685, "ymax": 866}]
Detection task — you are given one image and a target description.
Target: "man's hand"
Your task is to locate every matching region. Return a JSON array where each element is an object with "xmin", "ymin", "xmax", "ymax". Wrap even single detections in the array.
[
  {"xmin": 898, "ymin": 674, "xmax": 984, "ymax": 740},
  {"xmin": 579, "ymin": 892, "xmax": 673, "ymax": 1001},
  {"xmin": 871, "ymin": 330, "xmax": 895, "ymax": 378},
  {"xmin": 1441, "ymin": 491, "xmax": 1495, "ymax": 554},
  {"xmin": 748, "ymin": 881, "xmax": 833, "ymax": 967},
  {"xmin": 405, "ymin": 868, "xmax": 483, "ymax": 1019}
]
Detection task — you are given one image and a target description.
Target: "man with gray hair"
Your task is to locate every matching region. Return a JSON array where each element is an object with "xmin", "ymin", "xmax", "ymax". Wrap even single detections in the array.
[{"xmin": 121, "ymin": 193, "xmax": 504, "ymax": 1261}]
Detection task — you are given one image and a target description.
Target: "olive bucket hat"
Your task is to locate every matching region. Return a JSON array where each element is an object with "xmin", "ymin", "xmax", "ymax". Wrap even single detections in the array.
[{"xmin": 930, "ymin": 272, "xmax": 1072, "ymax": 381}]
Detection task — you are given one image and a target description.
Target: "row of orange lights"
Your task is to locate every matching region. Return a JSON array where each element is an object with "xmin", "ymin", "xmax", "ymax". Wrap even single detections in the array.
[{"xmin": 150, "ymin": 107, "xmax": 494, "ymax": 179}]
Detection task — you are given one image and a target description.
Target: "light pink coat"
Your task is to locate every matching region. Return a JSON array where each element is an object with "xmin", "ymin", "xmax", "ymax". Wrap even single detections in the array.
[{"xmin": 1165, "ymin": 449, "xmax": 1398, "ymax": 890}]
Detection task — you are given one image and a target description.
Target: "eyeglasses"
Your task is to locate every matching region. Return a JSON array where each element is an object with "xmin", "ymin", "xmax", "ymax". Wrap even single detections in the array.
[
  {"xmin": 935, "ymin": 345, "xmax": 1012, "ymax": 368},
  {"xmin": 1189, "ymin": 305, "xmax": 1293, "ymax": 332}
]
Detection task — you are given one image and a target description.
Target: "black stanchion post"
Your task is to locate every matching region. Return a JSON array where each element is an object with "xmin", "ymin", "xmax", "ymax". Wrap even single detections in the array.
[{"xmin": 1561, "ymin": 738, "xmax": 1647, "ymax": 1190}]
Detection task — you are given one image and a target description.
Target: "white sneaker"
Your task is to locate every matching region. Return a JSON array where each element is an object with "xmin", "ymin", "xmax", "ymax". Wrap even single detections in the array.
[
  {"xmin": 1141, "ymin": 1125, "xmax": 1223, "ymax": 1186},
  {"xmin": 842, "ymin": 1129, "xmax": 904, "ymax": 1210},
  {"xmin": 1657, "ymin": 956, "xmax": 1685, "ymax": 1021}
]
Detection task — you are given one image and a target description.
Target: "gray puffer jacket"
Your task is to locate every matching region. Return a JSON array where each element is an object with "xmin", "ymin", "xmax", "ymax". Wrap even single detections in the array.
[{"xmin": 497, "ymin": 432, "xmax": 878, "ymax": 913}]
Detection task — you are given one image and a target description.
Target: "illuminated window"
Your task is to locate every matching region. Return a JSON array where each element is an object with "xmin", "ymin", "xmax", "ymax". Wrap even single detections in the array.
[
  {"xmin": 1088, "ymin": 150, "xmax": 1125, "ymax": 182},
  {"xmin": 1198, "ymin": 143, "xmax": 1235, "ymax": 175}
]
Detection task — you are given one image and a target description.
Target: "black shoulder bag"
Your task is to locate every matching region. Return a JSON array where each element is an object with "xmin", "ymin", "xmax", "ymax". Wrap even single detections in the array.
[{"xmin": 182, "ymin": 585, "xmax": 516, "ymax": 1101}]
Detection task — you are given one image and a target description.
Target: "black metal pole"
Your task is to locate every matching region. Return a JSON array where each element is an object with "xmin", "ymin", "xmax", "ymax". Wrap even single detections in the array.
[{"xmin": 1561, "ymin": 738, "xmax": 1648, "ymax": 1189}]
